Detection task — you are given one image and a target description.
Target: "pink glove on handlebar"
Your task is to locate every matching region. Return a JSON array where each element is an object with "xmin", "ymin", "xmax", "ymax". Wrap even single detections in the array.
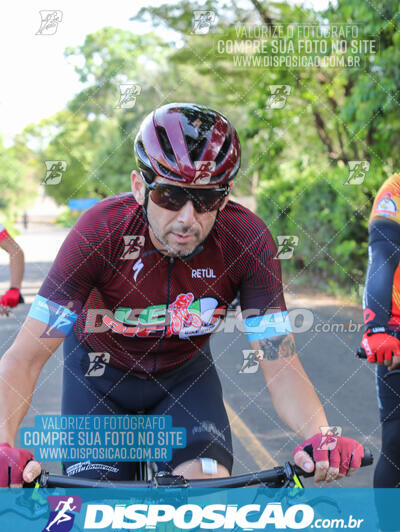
[
  {"xmin": 294, "ymin": 434, "xmax": 364, "ymax": 475},
  {"xmin": 0, "ymin": 443, "xmax": 34, "ymax": 486},
  {"xmin": 0, "ymin": 288, "xmax": 22, "ymax": 308}
]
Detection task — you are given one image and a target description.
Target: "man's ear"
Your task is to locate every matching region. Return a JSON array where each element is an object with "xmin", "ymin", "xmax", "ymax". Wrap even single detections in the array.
[{"xmin": 131, "ymin": 171, "xmax": 145, "ymax": 205}]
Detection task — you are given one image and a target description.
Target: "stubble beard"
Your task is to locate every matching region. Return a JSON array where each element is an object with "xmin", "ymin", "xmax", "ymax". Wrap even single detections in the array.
[{"xmin": 150, "ymin": 223, "xmax": 201, "ymax": 258}]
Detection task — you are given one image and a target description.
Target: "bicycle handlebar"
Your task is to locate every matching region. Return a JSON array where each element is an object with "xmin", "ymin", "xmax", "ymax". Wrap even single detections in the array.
[{"xmin": 35, "ymin": 448, "xmax": 373, "ymax": 489}]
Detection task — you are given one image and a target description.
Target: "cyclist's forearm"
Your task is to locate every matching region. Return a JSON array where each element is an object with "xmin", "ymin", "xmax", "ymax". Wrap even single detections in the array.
[
  {"xmin": 250, "ymin": 334, "xmax": 328, "ymax": 439},
  {"xmin": 263, "ymin": 357, "xmax": 328, "ymax": 439},
  {"xmin": 9, "ymin": 245, "xmax": 24, "ymax": 289},
  {"xmin": 0, "ymin": 319, "xmax": 64, "ymax": 444},
  {"xmin": 364, "ymin": 221, "xmax": 400, "ymax": 329},
  {"xmin": 0, "ymin": 350, "xmax": 39, "ymax": 444}
]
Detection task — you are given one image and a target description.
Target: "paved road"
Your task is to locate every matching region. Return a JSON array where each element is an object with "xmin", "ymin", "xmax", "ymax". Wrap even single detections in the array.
[{"xmin": 0, "ymin": 222, "xmax": 378, "ymax": 486}]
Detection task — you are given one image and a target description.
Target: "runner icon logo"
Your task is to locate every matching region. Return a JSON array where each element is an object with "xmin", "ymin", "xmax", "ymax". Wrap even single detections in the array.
[
  {"xmin": 121, "ymin": 235, "xmax": 145, "ymax": 260},
  {"xmin": 317, "ymin": 426, "xmax": 343, "ymax": 451},
  {"xmin": 42, "ymin": 495, "xmax": 82, "ymax": 532},
  {"xmin": 239, "ymin": 349, "xmax": 264, "ymax": 374},
  {"xmin": 85, "ymin": 352, "xmax": 110, "ymax": 377}
]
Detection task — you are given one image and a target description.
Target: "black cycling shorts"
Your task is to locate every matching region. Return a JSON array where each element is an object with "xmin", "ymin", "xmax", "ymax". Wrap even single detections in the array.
[{"xmin": 61, "ymin": 331, "xmax": 233, "ymax": 480}]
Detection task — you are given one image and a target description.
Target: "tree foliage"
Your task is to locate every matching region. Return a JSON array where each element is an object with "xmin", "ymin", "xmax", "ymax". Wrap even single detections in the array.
[{"xmin": 2, "ymin": 0, "xmax": 400, "ymax": 291}]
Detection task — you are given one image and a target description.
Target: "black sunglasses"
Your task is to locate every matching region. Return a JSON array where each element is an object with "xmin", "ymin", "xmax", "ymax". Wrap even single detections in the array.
[{"xmin": 142, "ymin": 177, "xmax": 229, "ymax": 213}]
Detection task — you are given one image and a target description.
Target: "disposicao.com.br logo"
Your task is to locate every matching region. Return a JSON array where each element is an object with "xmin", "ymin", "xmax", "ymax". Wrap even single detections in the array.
[
  {"xmin": 82, "ymin": 501, "xmax": 350, "ymax": 529},
  {"xmin": 42, "ymin": 495, "xmax": 82, "ymax": 532}
]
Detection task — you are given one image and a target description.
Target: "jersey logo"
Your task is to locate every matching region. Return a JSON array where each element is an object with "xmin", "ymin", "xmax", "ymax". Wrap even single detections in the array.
[
  {"xmin": 121, "ymin": 235, "xmax": 145, "ymax": 260},
  {"xmin": 191, "ymin": 268, "xmax": 216, "ymax": 278},
  {"xmin": 363, "ymin": 308, "xmax": 376, "ymax": 324},
  {"xmin": 168, "ymin": 293, "xmax": 203, "ymax": 334},
  {"xmin": 376, "ymin": 193, "xmax": 397, "ymax": 218},
  {"xmin": 102, "ymin": 296, "xmax": 226, "ymax": 339},
  {"xmin": 132, "ymin": 258, "xmax": 144, "ymax": 282},
  {"xmin": 28, "ymin": 295, "xmax": 80, "ymax": 338}
]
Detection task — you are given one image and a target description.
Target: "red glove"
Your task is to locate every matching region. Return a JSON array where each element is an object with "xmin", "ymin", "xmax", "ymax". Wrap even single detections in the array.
[
  {"xmin": 361, "ymin": 328, "xmax": 400, "ymax": 363},
  {"xmin": 0, "ymin": 288, "xmax": 22, "ymax": 308},
  {"xmin": 294, "ymin": 433, "xmax": 364, "ymax": 475},
  {"xmin": 0, "ymin": 443, "xmax": 34, "ymax": 487}
]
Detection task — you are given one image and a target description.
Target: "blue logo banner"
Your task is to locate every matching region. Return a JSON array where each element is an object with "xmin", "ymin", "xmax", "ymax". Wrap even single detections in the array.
[{"xmin": 0, "ymin": 488, "xmax": 398, "ymax": 531}]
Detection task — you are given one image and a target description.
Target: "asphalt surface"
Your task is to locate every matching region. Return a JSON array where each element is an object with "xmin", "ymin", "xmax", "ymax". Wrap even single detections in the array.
[{"xmin": 0, "ymin": 222, "xmax": 379, "ymax": 487}]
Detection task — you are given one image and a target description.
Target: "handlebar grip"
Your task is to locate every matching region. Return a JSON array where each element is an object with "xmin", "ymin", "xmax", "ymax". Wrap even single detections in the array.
[
  {"xmin": 361, "ymin": 448, "xmax": 373, "ymax": 467},
  {"xmin": 297, "ymin": 445, "xmax": 373, "ymax": 477}
]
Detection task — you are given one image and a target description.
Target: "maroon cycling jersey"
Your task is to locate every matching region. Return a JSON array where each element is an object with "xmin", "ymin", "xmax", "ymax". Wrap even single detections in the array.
[{"xmin": 37, "ymin": 193, "xmax": 287, "ymax": 377}]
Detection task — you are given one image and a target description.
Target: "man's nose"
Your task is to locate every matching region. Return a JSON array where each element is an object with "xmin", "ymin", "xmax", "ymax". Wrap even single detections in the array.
[{"xmin": 176, "ymin": 200, "xmax": 196, "ymax": 224}]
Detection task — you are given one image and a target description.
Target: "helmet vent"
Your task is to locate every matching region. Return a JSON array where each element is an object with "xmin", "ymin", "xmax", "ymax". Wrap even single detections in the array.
[
  {"xmin": 155, "ymin": 126, "xmax": 177, "ymax": 165},
  {"xmin": 186, "ymin": 136, "xmax": 207, "ymax": 165},
  {"xmin": 214, "ymin": 134, "xmax": 231, "ymax": 166},
  {"xmin": 156, "ymin": 161, "xmax": 185, "ymax": 181},
  {"xmin": 136, "ymin": 140, "xmax": 151, "ymax": 167}
]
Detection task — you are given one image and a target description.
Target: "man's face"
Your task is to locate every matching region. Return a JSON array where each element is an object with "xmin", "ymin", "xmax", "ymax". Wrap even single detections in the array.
[{"xmin": 131, "ymin": 172, "xmax": 230, "ymax": 258}]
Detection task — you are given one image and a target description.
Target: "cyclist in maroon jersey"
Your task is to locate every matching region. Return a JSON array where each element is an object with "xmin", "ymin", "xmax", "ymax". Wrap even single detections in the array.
[
  {"xmin": 0, "ymin": 223, "xmax": 24, "ymax": 315},
  {"xmin": 0, "ymin": 103, "xmax": 363, "ymax": 486}
]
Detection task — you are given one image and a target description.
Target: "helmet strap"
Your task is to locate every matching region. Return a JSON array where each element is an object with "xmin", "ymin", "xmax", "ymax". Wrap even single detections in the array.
[{"xmin": 141, "ymin": 188, "xmax": 150, "ymax": 224}]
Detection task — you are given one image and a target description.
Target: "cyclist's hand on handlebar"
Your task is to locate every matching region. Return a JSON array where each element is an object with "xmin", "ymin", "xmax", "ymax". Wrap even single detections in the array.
[
  {"xmin": 0, "ymin": 443, "xmax": 41, "ymax": 487},
  {"xmin": 361, "ymin": 329, "xmax": 400, "ymax": 369},
  {"xmin": 0, "ymin": 288, "xmax": 22, "ymax": 308},
  {"xmin": 293, "ymin": 434, "xmax": 364, "ymax": 483}
]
